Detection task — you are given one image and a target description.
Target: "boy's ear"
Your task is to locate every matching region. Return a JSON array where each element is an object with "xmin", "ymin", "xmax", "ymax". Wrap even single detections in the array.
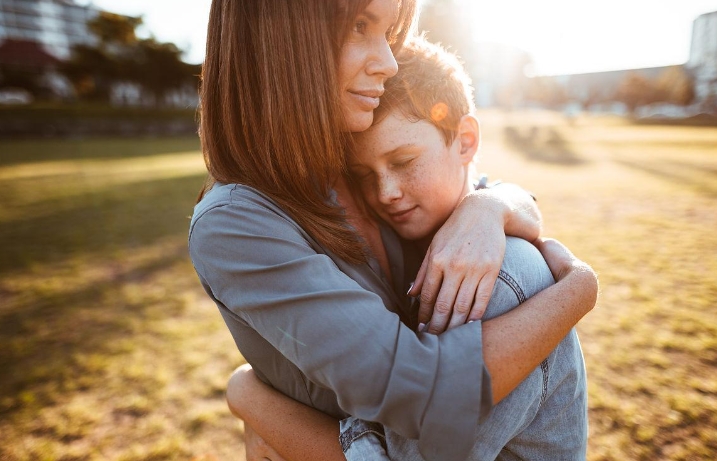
[{"xmin": 457, "ymin": 114, "xmax": 480, "ymax": 164}]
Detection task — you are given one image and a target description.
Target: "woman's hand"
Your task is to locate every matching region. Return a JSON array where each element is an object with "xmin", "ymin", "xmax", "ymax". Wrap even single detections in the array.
[{"xmin": 409, "ymin": 185, "xmax": 541, "ymax": 334}]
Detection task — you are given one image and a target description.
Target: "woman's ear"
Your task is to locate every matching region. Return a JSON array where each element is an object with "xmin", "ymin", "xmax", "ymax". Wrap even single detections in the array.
[{"xmin": 457, "ymin": 115, "xmax": 480, "ymax": 165}]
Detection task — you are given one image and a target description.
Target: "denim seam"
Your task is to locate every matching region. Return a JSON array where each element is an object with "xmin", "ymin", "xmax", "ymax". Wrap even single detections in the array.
[
  {"xmin": 497, "ymin": 269, "xmax": 527, "ymax": 303},
  {"xmin": 340, "ymin": 422, "xmax": 387, "ymax": 453},
  {"xmin": 498, "ymin": 269, "xmax": 550, "ymax": 408},
  {"xmin": 539, "ymin": 359, "xmax": 549, "ymax": 408}
]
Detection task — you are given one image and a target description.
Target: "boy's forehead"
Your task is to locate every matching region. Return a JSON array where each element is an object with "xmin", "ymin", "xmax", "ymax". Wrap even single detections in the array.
[{"xmin": 353, "ymin": 110, "xmax": 443, "ymax": 160}]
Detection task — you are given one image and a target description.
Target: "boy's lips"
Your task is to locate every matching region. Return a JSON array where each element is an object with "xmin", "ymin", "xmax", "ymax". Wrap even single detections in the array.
[{"xmin": 386, "ymin": 206, "xmax": 417, "ymax": 223}]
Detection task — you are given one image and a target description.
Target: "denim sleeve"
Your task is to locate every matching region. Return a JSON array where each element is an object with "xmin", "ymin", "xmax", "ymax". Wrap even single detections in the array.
[
  {"xmin": 189, "ymin": 186, "xmax": 490, "ymax": 461},
  {"xmin": 483, "ymin": 237, "xmax": 555, "ymax": 321}
]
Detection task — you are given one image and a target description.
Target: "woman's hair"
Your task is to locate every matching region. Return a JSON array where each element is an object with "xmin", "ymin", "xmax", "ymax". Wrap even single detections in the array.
[
  {"xmin": 199, "ymin": 0, "xmax": 416, "ymax": 263},
  {"xmin": 374, "ymin": 35, "xmax": 475, "ymax": 146}
]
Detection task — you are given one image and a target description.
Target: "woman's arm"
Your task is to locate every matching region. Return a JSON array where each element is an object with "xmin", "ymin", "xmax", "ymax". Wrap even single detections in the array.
[
  {"xmin": 226, "ymin": 239, "xmax": 597, "ymax": 458},
  {"xmin": 227, "ymin": 364, "xmax": 344, "ymax": 461},
  {"xmin": 410, "ymin": 183, "xmax": 542, "ymax": 333}
]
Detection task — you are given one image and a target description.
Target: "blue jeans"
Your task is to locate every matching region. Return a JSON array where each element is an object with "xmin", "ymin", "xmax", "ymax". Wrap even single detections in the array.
[{"xmin": 341, "ymin": 237, "xmax": 588, "ymax": 460}]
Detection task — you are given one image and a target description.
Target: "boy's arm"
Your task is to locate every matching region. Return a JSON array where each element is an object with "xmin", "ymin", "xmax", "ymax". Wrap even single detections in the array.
[
  {"xmin": 409, "ymin": 183, "xmax": 542, "ymax": 333},
  {"xmin": 227, "ymin": 364, "xmax": 345, "ymax": 461},
  {"xmin": 485, "ymin": 238, "xmax": 597, "ymax": 403}
]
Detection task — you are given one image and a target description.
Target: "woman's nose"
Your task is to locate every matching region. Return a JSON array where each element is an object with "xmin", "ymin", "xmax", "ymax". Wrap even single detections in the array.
[{"xmin": 366, "ymin": 37, "xmax": 398, "ymax": 78}]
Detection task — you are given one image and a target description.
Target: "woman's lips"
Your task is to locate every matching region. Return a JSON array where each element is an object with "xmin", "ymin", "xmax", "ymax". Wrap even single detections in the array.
[{"xmin": 348, "ymin": 90, "xmax": 382, "ymax": 110}]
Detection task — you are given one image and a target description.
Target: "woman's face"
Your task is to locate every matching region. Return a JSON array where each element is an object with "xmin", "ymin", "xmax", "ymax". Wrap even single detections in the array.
[{"xmin": 338, "ymin": 0, "xmax": 400, "ymax": 133}]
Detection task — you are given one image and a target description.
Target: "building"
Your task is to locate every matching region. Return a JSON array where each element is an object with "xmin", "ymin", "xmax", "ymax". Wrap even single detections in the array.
[
  {"xmin": 687, "ymin": 10, "xmax": 717, "ymax": 104},
  {"xmin": 0, "ymin": 0, "xmax": 98, "ymax": 60}
]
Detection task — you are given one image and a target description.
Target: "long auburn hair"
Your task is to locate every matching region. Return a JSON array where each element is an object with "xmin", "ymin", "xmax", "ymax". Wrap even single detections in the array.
[{"xmin": 199, "ymin": 0, "xmax": 417, "ymax": 264}]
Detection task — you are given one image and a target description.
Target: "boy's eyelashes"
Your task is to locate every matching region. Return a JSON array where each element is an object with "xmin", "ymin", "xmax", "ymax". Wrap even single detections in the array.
[
  {"xmin": 392, "ymin": 157, "xmax": 416, "ymax": 168},
  {"xmin": 348, "ymin": 156, "xmax": 417, "ymax": 179}
]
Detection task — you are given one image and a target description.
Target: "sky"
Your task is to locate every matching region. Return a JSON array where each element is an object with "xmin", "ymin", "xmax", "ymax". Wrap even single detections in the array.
[{"xmin": 83, "ymin": 0, "xmax": 717, "ymax": 76}]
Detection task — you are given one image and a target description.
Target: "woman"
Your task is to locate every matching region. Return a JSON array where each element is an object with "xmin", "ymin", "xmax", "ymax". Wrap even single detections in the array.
[{"xmin": 189, "ymin": 1, "xmax": 598, "ymax": 460}]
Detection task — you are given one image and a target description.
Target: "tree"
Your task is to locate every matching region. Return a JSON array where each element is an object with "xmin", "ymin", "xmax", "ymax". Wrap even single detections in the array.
[
  {"xmin": 615, "ymin": 73, "xmax": 658, "ymax": 114},
  {"xmin": 61, "ymin": 44, "xmax": 118, "ymax": 101},
  {"xmin": 654, "ymin": 66, "xmax": 695, "ymax": 107},
  {"xmin": 128, "ymin": 39, "xmax": 198, "ymax": 105},
  {"xmin": 89, "ymin": 12, "xmax": 142, "ymax": 49},
  {"xmin": 59, "ymin": 11, "xmax": 198, "ymax": 105}
]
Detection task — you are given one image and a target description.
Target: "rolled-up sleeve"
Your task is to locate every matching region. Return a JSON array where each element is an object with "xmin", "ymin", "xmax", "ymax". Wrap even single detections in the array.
[{"xmin": 189, "ymin": 188, "xmax": 491, "ymax": 461}]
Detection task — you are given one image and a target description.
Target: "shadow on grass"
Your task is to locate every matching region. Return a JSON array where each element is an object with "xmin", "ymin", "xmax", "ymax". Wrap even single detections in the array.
[
  {"xmin": 504, "ymin": 126, "xmax": 587, "ymax": 166},
  {"xmin": 0, "ymin": 173, "xmax": 206, "ymax": 276},
  {"xmin": 0, "ymin": 244, "xmax": 190, "ymax": 416},
  {"xmin": 615, "ymin": 158, "xmax": 717, "ymax": 198},
  {"xmin": 0, "ymin": 169, "xmax": 208, "ymax": 419},
  {"xmin": 0, "ymin": 136, "xmax": 201, "ymax": 167}
]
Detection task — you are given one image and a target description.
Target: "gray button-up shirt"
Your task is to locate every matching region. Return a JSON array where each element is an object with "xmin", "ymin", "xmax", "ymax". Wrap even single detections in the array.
[{"xmin": 188, "ymin": 183, "xmax": 492, "ymax": 461}]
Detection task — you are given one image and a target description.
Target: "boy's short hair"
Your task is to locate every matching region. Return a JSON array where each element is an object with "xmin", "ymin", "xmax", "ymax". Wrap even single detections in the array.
[{"xmin": 375, "ymin": 35, "xmax": 475, "ymax": 146}]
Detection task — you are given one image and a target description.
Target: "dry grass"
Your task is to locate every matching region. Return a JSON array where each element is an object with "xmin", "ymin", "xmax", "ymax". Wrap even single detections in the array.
[
  {"xmin": 478, "ymin": 109, "xmax": 717, "ymax": 460},
  {"xmin": 1, "ymin": 113, "xmax": 716, "ymax": 460},
  {"xmin": 0, "ymin": 137, "xmax": 245, "ymax": 460}
]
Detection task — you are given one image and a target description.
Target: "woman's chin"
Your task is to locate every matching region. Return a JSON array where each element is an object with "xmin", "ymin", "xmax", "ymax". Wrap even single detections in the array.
[{"xmin": 344, "ymin": 112, "xmax": 374, "ymax": 133}]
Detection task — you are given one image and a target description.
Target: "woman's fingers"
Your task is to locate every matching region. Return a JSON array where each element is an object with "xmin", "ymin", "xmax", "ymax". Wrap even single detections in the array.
[
  {"xmin": 425, "ymin": 272, "xmax": 462, "ymax": 334},
  {"xmin": 416, "ymin": 252, "xmax": 443, "ymax": 326},
  {"xmin": 468, "ymin": 268, "xmax": 499, "ymax": 322},
  {"xmin": 445, "ymin": 276, "xmax": 478, "ymax": 330}
]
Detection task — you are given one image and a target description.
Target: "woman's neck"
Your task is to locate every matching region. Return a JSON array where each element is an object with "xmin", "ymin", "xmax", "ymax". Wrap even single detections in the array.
[{"xmin": 333, "ymin": 176, "xmax": 393, "ymax": 284}]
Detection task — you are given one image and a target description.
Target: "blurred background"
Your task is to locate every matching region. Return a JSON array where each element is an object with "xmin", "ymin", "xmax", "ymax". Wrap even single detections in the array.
[{"xmin": 1, "ymin": 0, "xmax": 716, "ymax": 460}]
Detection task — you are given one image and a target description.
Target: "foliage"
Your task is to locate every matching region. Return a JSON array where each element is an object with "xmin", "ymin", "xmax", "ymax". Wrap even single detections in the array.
[
  {"xmin": 614, "ymin": 67, "xmax": 695, "ymax": 114},
  {"xmin": 59, "ymin": 12, "xmax": 199, "ymax": 106},
  {"xmin": 523, "ymin": 76, "xmax": 570, "ymax": 109},
  {"xmin": 653, "ymin": 66, "xmax": 695, "ymax": 106},
  {"xmin": 614, "ymin": 72, "xmax": 658, "ymax": 113}
]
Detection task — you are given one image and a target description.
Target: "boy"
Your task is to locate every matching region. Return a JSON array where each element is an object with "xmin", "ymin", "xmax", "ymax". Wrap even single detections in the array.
[
  {"xmin": 231, "ymin": 37, "xmax": 588, "ymax": 460},
  {"xmin": 342, "ymin": 36, "xmax": 588, "ymax": 460}
]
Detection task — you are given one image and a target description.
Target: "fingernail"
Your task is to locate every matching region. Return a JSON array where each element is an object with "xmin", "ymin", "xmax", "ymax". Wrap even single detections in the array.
[
  {"xmin": 417, "ymin": 322, "xmax": 426, "ymax": 333},
  {"xmin": 406, "ymin": 282, "xmax": 414, "ymax": 296}
]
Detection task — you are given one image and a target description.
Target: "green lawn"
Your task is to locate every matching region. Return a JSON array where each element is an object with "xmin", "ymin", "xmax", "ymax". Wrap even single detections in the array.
[{"xmin": 1, "ymin": 115, "xmax": 716, "ymax": 460}]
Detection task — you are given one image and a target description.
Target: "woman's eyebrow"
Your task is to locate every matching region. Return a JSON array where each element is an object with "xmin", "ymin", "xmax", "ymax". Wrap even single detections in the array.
[{"xmin": 360, "ymin": 10, "xmax": 380, "ymax": 24}]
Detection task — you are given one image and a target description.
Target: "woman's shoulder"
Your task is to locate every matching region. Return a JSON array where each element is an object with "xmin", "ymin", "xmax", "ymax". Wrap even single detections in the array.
[
  {"xmin": 189, "ymin": 183, "xmax": 310, "ymax": 247},
  {"xmin": 193, "ymin": 183, "xmax": 282, "ymax": 219}
]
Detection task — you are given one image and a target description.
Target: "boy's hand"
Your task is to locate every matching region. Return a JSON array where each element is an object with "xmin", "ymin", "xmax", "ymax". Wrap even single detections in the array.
[
  {"xmin": 409, "ymin": 194, "xmax": 506, "ymax": 334},
  {"xmin": 534, "ymin": 237, "xmax": 594, "ymax": 283}
]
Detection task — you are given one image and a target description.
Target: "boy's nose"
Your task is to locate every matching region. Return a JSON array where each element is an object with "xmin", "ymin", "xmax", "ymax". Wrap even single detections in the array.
[{"xmin": 377, "ymin": 175, "xmax": 402, "ymax": 204}]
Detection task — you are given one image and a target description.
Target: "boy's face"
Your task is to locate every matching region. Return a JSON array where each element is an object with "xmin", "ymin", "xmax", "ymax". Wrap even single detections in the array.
[{"xmin": 350, "ymin": 110, "xmax": 473, "ymax": 243}]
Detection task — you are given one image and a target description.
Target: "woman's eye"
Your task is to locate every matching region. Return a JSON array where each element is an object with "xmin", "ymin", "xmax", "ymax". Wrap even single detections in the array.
[
  {"xmin": 353, "ymin": 20, "xmax": 367, "ymax": 34},
  {"xmin": 350, "ymin": 169, "xmax": 372, "ymax": 182}
]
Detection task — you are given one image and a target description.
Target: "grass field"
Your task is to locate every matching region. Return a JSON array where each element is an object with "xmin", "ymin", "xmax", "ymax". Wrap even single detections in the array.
[{"xmin": 1, "ymin": 111, "xmax": 716, "ymax": 460}]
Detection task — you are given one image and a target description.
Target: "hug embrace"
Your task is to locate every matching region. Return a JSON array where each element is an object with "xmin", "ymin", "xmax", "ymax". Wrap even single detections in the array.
[{"xmin": 188, "ymin": 1, "xmax": 598, "ymax": 460}]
